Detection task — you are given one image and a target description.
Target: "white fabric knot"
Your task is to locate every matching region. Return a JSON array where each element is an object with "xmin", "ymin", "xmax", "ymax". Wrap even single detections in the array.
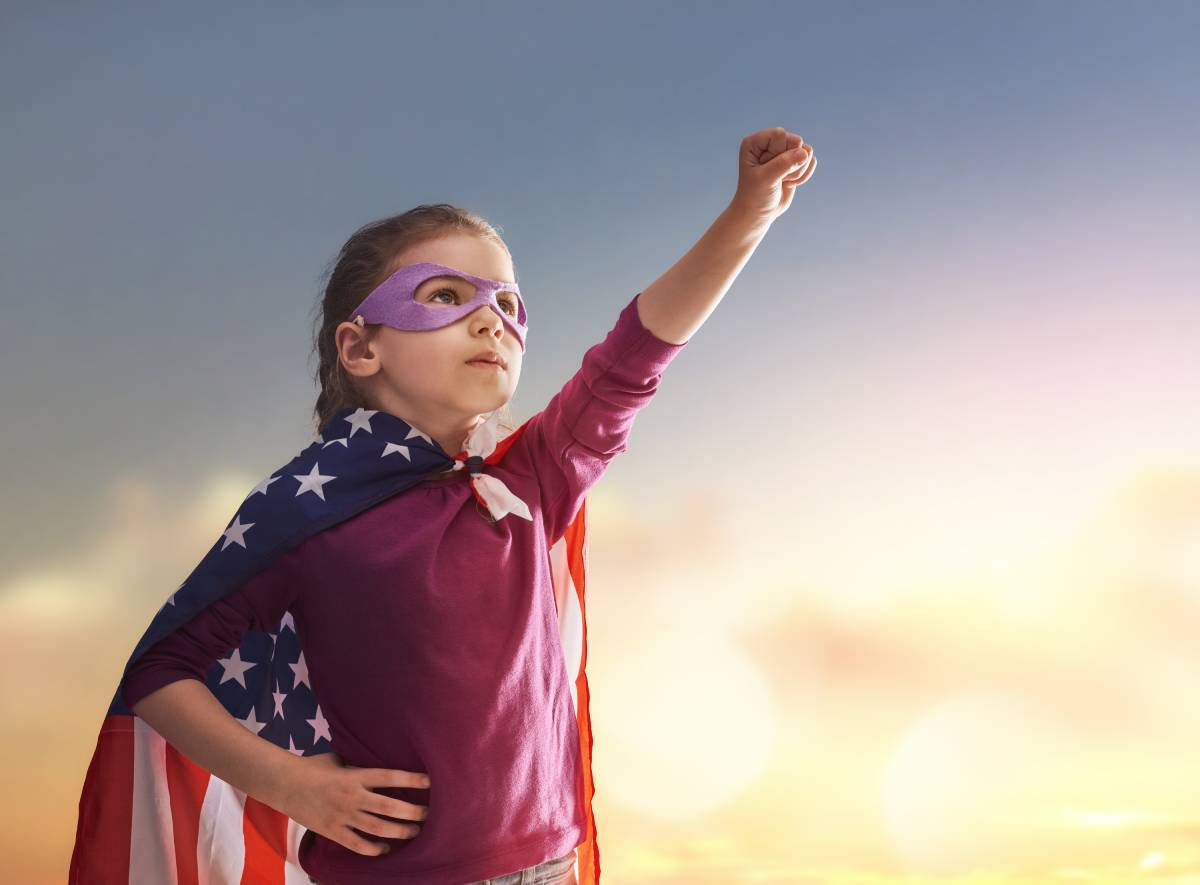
[{"xmin": 451, "ymin": 411, "xmax": 532, "ymax": 523}]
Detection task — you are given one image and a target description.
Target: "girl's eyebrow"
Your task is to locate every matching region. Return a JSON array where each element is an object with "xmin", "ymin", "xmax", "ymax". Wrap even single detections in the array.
[
  {"xmin": 426, "ymin": 273, "xmax": 518, "ymax": 288},
  {"xmin": 425, "ymin": 274, "xmax": 522, "ymax": 303}
]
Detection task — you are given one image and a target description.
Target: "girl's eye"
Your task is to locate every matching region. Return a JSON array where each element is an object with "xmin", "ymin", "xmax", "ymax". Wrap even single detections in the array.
[{"xmin": 430, "ymin": 288, "xmax": 519, "ymax": 318}]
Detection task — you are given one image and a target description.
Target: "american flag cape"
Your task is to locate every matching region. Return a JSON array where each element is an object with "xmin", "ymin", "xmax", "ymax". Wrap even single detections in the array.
[{"xmin": 69, "ymin": 406, "xmax": 602, "ymax": 885}]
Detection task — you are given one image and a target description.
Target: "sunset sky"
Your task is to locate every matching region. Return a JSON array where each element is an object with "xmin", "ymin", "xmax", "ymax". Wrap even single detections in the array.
[{"xmin": 3, "ymin": 2, "xmax": 1199, "ymax": 882}]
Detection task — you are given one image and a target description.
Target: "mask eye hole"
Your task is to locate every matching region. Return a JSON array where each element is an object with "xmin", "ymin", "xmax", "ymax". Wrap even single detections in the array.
[
  {"xmin": 429, "ymin": 286, "xmax": 523, "ymax": 316},
  {"xmin": 496, "ymin": 291, "xmax": 522, "ymax": 319},
  {"xmin": 422, "ymin": 279, "xmax": 522, "ymax": 320}
]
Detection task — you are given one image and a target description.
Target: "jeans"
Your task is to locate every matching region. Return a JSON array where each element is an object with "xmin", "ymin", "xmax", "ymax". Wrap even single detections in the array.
[{"xmin": 461, "ymin": 848, "xmax": 578, "ymax": 885}]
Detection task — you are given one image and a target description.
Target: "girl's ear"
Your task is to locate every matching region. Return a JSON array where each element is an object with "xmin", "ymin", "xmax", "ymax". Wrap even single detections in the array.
[{"xmin": 335, "ymin": 321, "xmax": 379, "ymax": 378}]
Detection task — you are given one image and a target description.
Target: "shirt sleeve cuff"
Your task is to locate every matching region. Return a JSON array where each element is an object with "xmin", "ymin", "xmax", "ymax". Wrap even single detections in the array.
[{"xmin": 615, "ymin": 292, "xmax": 689, "ymax": 375}]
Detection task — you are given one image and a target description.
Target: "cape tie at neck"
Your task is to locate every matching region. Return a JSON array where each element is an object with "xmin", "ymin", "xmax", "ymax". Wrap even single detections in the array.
[{"xmin": 445, "ymin": 411, "xmax": 532, "ymax": 524}]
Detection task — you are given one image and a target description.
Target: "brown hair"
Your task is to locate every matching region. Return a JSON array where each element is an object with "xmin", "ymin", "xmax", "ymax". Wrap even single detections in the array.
[{"xmin": 309, "ymin": 204, "xmax": 520, "ymax": 439}]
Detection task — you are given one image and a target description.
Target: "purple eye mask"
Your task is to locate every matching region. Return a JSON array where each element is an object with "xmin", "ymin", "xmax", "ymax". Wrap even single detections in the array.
[{"xmin": 347, "ymin": 261, "xmax": 528, "ymax": 350}]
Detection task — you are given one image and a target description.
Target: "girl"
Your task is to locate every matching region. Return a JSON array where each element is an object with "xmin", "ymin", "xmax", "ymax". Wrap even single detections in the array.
[{"xmin": 69, "ymin": 128, "xmax": 816, "ymax": 885}]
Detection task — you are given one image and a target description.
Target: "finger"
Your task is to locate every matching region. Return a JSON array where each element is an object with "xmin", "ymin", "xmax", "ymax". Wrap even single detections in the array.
[
  {"xmin": 354, "ymin": 809, "xmax": 422, "ymax": 840},
  {"xmin": 740, "ymin": 137, "xmax": 770, "ymax": 167},
  {"xmin": 765, "ymin": 146, "xmax": 810, "ymax": 178},
  {"xmin": 787, "ymin": 151, "xmax": 816, "ymax": 179},
  {"xmin": 359, "ymin": 768, "xmax": 431, "ymax": 789},
  {"xmin": 743, "ymin": 128, "xmax": 805, "ymax": 157},
  {"xmin": 781, "ymin": 156, "xmax": 817, "ymax": 190},
  {"xmin": 781, "ymin": 167, "xmax": 814, "ymax": 188},
  {"xmin": 771, "ymin": 127, "xmax": 806, "ymax": 157},
  {"xmin": 743, "ymin": 127, "xmax": 783, "ymax": 148},
  {"xmin": 363, "ymin": 791, "xmax": 429, "ymax": 823},
  {"xmin": 341, "ymin": 826, "xmax": 391, "ymax": 856},
  {"xmin": 743, "ymin": 127, "xmax": 791, "ymax": 164}
]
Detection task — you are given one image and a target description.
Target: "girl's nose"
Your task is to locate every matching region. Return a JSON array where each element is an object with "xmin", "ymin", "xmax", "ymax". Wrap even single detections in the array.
[{"xmin": 472, "ymin": 304, "xmax": 505, "ymax": 333}]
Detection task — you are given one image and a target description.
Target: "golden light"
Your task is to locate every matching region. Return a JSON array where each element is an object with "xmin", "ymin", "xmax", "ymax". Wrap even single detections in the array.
[{"xmin": 594, "ymin": 623, "xmax": 778, "ymax": 820}]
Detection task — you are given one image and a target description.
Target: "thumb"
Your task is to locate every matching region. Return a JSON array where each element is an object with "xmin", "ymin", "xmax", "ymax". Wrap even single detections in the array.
[{"xmin": 765, "ymin": 146, "xmax": 808, "ymax": 178}]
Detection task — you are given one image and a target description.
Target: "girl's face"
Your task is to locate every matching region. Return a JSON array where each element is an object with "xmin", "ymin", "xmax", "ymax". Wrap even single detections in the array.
[{"xmin": 335, "ymin": 232, "xmax": 523, "ymax": 452}]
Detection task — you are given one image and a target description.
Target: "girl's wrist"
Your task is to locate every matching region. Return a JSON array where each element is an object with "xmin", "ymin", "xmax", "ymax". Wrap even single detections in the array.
[
  {"xmin": 258, "ymin": 745, "xmax": 306, "ymax": 812},
  {"xmin": 724, "ymin": 195, "xmax": 776, "ymax": 235}
]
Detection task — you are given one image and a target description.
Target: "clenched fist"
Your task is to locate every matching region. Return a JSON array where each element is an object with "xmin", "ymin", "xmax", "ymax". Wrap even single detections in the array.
[{"xmin": 731, "ymin": 126, "xmax": 817, "ymax": 225}]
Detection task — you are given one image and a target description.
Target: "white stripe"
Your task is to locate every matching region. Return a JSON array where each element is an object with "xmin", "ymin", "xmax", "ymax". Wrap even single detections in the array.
[
  {"xmin": 196, "ymin": 775, "xmax": 246, "ymax": 885},
  {"xmin": 129, "ymin": 718, "xmax": 179, "ymax": 885},
  {"xmin": 563, "ymin": 575, "xmax": 583, "ymax": 717},
  {"xmin": 285, "ymin": 818, "xmax": 312, "ymax": 885},
  {"xmin": 549, "ymin": 535, "xmax": 583, "ymax": 716}
]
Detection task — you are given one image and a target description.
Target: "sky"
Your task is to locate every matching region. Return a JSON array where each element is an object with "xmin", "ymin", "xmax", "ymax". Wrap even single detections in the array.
[{"xmin": 2, "ymin": 1, "xmax": 1200, "ymax": 882}]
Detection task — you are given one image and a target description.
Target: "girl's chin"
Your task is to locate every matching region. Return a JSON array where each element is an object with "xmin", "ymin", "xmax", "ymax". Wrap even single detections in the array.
[{"xmin": 458, "ymin": 398, "xmax": 509, "ymax": 418}]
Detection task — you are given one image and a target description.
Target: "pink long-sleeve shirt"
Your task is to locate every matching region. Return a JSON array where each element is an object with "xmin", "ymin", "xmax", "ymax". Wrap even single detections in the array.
[{"xmin": 122, "ymin": 292, "xmax": 687, "ymax": 885}]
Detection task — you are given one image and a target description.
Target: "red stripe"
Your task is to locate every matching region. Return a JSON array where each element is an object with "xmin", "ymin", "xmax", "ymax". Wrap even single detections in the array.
[
  {"xmin": 564, "ymin": 502, "xmax": 601, "ymax": 885},
  {"xmin": 242, "ymin": 795, "xmax": 290, "ymax": 884},
  {"xmin": 68, "ymin": 714, "xmax": 135, "ymax": 884},
  {"xmin": 164, "ymin": 742, "xmax": 212, "ymax": 885}
]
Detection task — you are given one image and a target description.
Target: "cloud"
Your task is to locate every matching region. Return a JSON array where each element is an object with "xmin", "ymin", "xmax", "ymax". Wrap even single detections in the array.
[{"xmin": 0, "ymin": 467, "xmax": 262, "ymax": 636}]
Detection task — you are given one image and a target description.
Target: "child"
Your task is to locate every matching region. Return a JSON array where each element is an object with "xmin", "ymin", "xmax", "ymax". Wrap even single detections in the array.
[{"xmin": 69, "ymin": 128, "xmax": 816, "ymax": 885}]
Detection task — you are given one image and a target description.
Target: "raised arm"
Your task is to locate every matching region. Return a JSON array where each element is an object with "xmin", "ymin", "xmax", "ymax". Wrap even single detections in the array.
[
  {"xmin": 637, "ymin": 126, "xmax": 817, "ymax": 345},
  {"xmin": 522, "ymin": 128, "xmax": 817, "ymax": 543},
  {"xmin": 523, "ymin": 294, "xmax": 687, "ymax": 546}
]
